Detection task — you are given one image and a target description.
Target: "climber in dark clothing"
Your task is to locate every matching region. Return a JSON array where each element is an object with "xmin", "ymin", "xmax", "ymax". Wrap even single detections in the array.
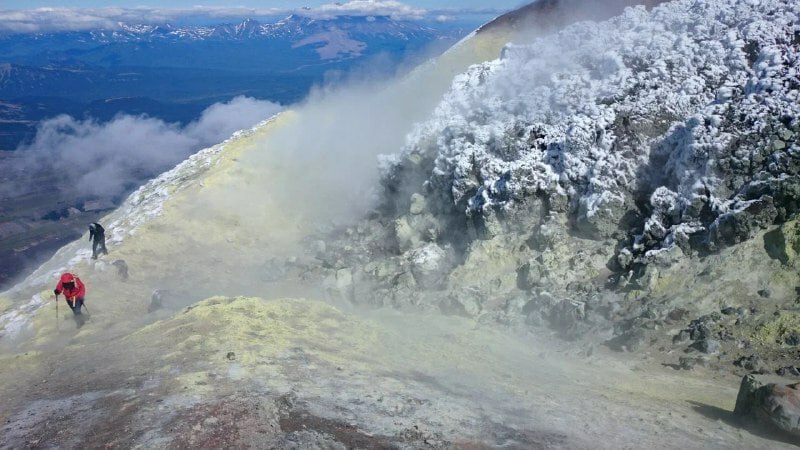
[{"xmin": 89, "ymin": 222, "xmax": 108, "ymax": 259}]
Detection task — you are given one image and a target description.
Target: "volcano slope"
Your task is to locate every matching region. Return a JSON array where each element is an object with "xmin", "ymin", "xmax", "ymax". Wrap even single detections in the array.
[
  {"xmin": 0, "ymin": 121, "xmax": 793, "ymax": 448},
  {"xmin": 1, "ymin": 0, "xmax": 800, "ymax": 448},
  {"xmin": 2, "ymin": 295, "xmax": 795, "ymax": 448}
]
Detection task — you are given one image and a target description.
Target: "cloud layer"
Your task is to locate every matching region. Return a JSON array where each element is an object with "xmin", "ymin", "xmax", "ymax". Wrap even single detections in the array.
[
  {"xmin": 308, "ymin": 1, "xmax": 425, "ymax": 20},
  {"xmin": 8, "ymin": 96, "xmax": 282, "ymax": 200},
  {"xmin": 0, "ymin": 1, "xmax": 500, "ymax": 34}
]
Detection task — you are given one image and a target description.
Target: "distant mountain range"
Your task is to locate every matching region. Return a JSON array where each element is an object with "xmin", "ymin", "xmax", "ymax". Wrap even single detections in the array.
[
  {"xmin": 0, "ymin": 15, "xmax": 475, "ymax": 150},
  {"xmin": 0, "ymin": 15, "xmax": 470, "ymax": 72},
  {"xmin": 101, "ymin": 15, "xmax": 445, "ymax": 45}
]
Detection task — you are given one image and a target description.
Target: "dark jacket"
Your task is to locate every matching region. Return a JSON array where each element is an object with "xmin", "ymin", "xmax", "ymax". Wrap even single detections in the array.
[{"xmin": 89, "ymin": 222, "xmax": 105, "ymax": 242}]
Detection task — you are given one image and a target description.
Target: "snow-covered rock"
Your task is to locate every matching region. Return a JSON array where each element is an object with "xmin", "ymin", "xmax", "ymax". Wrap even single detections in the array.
[
  {"xmin": 311, "ymin": 0, "xmax": 800, "ymax": 356},
  {"xmin": 384, "ymin": 0, "xmax": 800, "ymax": 276}
]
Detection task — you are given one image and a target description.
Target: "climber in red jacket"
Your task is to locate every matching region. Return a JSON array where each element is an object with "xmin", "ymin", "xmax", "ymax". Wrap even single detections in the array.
[{"xmin": 54, "ymin": 272, "xmax": 86, "ymax": 316}]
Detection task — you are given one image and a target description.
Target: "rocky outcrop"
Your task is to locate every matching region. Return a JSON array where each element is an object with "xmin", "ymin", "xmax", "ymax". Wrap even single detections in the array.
[
  {"xmin": 369, "ymin": 0, "xmax": 800, "ymax": 304},
  {"xmin": 734, "ymin": 374, "xmax": 800, "ymax": 438},
  {"xmin": 309, "ymin": 0, "xmax": 800, "ymax": 380}
]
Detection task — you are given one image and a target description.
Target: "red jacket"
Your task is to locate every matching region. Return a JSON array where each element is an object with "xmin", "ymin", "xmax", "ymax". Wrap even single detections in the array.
[{"xmin": 54, "ymin": 273, "xmax": 85, "ymax": 300}]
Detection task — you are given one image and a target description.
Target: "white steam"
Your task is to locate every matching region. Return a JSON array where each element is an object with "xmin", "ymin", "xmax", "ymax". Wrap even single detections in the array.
[
  {"xmin": 240, "ymin": 47, "xmax": 466, "ymax": 225},
  {"xmin": 9, "ymin": 96, "xmax": 282, "ymax": 200}
]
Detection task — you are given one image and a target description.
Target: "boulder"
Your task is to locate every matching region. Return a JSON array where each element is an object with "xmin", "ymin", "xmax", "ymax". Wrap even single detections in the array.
[
  {"xmin": 407, "ymin": 243, "xmax": 449, "ymax": 289},
  {"xmin": 574, "ymin": 193, "xmax": 628, "ymax": 240},
  {"xmin": 763, "ymin": 223, "xmax": 800, "ymax": 265},
  {"xmin": 393, "ymin": 214, "xmax": 441, "ymax": 252},
  {"xmin": 686, "ymin": 313, "xmax": 721, "ymax": 341},
  {"xmin": 708, "ymin": 195, "xmax": 778, "ymax": 250},
  {"xmin": 503, "ymin": 295, "xmax": 529, "ymax": 317},
  {"xmin": 440, "ymin": 289, "xmax": 483, "ymax": 317},
  {"xmin": 607, "ymin": 328, "xmax": 649, "ymax": 352},
  {"xmin": 777, "ymin": 367, "xmax": 800, "ymax": 377},
  {"xmin": 148, "ymin": 289, "xmax": 195, "ymax": 313},
  {"xmin": 516, "ymin": 261, "xmax": 543, "ymax": 290},
  {"xmin": 335, "ymin": 268, "xmax": 353, "ymax": 290},
  {"xmin": 690, "ymin": 338, "xmax": 721, "ymax": 354},
  {"xmin": 734, "ymin": 355, "xmax": 770, "ymax": 374},
  {"xmin": 409, "ymin": 193, "xmax": 427, "ymax": 215},
  {"xmin": 678, "ymin": 356, "xmax": 709, "ymax": 370},
  {"xmin": 667, "ymin": 307, "xmax": 691, "ymax": 322},
  {"xmin": 525, "ymin": 309, "xmax": 546, "ymax": 327},
  {"xmin": 785, "ymin": 331, "xmax": 800, "ymax": 346},
  {"xmin": 394, "ymin": 216, "xmax": 421, "ymax": 252},
  {"xmin": 689, "ymin": 324, "xmax": 711, "ymax": 341},
  {"xmin": 386, "ymin": 271, "xmax": 419, "ymax": 309},
  {"xmin": 734, "ymin": 374, "xmax": 800, "ymax": 437},
  {"xmin": 149, "ymin": 289, "xmax": 168, "ymax": 312},
  {"xmin": 111, "ymin": 259, "xmax": 129, "ymax": 281},
  {"xmin": 549, "ymin": 299, "xmax": 585, "ymax": 332},
  {"xmin": 672, "ymin": 329, "xmax": 691, "ymax": 344}
]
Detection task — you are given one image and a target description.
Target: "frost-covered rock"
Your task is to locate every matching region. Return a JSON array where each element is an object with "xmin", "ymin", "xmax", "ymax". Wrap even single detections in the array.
[
  {"xmin": 707, "ymin": 195, "xmax": 778, "ymax": 250},
  {"xmin": 384, "ymin": 0, "xmax": 800, "ymax": 260},
  {"xmin": 369, "ymin": 0, "xmax": 800, "ymax": 321},
  {"xmin": 407, "ymin": 243, "xmax": 450, "ymax": 288},
  {"xmin": 308, "ymin": 1, "xmax": 800, "ymax": 376}
]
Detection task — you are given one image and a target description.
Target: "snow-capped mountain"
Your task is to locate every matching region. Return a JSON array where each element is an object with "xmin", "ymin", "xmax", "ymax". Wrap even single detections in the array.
[
  {"xmin": 0, "ymin": 14, "xmax": 468, "ymax": 95},
  {"xmin": 0, "ymin": 15, "xmax": 466, "ymax": 96},
  {"xmin": 7, "ymin": 15, "xmax": 450, "ymax": 44}
]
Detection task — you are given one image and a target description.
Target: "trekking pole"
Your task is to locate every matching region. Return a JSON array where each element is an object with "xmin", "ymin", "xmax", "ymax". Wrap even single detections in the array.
[
  {"xmin": 82, "ymin": 302, "xmax": 90, "ymax": 316},
  {"xmin": 55, "ymin": 294, "xmax": 59, "ymax": 330}
]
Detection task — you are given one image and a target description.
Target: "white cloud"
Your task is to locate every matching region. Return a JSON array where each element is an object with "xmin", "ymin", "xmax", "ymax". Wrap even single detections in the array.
[
  {"xmin": 0, "ymin": 2, "xmax": 445, "ymax": 34},
  {"xmin": 0, "ymin": 8, "xmax": 119, "ymax": 33},
  {"xmin": 9, "ymin": 96, "xmax": 282, "ymax": 200},
  {"xmin": 0, "ymin": 7, "xmax": 268, "ymax": 33},
  {"xmin": 299, "ymin": 1, "xmax": 426, "ymax": 20}
]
